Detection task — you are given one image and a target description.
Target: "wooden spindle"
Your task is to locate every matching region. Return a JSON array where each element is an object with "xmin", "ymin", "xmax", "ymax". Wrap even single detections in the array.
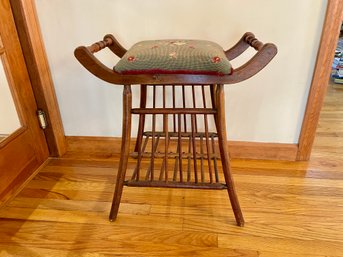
[
  {"xmin": 142, "ymin": 135, "xmax": 149, "ymax": 153},
  {"xmin": 178, "ymin": 114, "xmax": 183, "ymax": 182},
  {"xmin": 191, "ymin": 114, "xmax": 198, "ymax": 183},
  {"xmin": 131, "ymin": 135, "xmax": 150, "ymax": 181},
  {"xmin": 173, "ymin": 141, "xmax": 180, "ymax": 181},
  {"xmin": 201, "ymin": 85, "xmax": 207, "ymax": 109},
  {"xmin": 86, "ymin": 37, "xmax": 113, "ymax": 54},
  {"xmin": 159, "ymin": 156, "xmax": 165, "ymax": 181},
  {"xmin": 163, "ymin": 86, "xmax": 166, "ymax": 108},
  {"xmin": 211, "ymin": 133, "xmax": 219, "ymax": 183},
  {"xmin": 172, "ymin": 86, "xmax": 176, "ymax": 132},
  {"xmin": 192, "ymin": 85, "xmax": 198, "ymax": 133},
  {"xmin": 146, "ymin": 133, "xmax": 160, "ymax": 181},
  {"xmin": 182, "ymin": 86, "xmax": 187, "ymax": 132},
  {"xmin": 164, "ymin": 114, "xmax": 169, "ymax": 182},
  {"xmin": 200, "ymin": 134, "xmax": 205, "ymax": 183},
  {"xmin": 202, "ymin": 86, "xmax": 213, "ymax": 183},
  {"xmin": 135, "ymin": 138, "xmax": 142, "ymax": 181},
  {"xmin": 187, "ymin": 134, "xmax": 191, "ymax": 182},
  {"xmin": 244, "ymin": 32, "xmax": 264, "ymax": 51},
  {"xmin": 153, "ymin": 86, "xmax": 156, "ymax": 108},
  {"xmin": 150, "ymin": 94, "xmax": 156, "ymax": 183},
  {"xmin": 134, "ymin": 84, "xmax": 147, "ymax": 152},
  {"xmin": 204, "ymin": 117, "xmax": 213, "ymax": 183}
]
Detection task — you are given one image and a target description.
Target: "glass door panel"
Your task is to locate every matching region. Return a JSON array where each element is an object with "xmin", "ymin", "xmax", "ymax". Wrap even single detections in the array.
[{"xmin": 0, "ymin": 41, "xmax": 21, "ymax": 142}]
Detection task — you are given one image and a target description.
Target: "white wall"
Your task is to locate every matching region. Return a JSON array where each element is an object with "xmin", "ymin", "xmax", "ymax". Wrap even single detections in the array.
[
  {"xmin": 35, "ymin": 0, "xmax": 327, "ymax": 143},
  {"xmin": 0, "ymin": 59, "xmax": 21, "ymax": 135}
]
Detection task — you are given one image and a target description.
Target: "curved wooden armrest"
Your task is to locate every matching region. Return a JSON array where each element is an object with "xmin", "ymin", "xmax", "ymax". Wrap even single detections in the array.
[
  {"xmin": 223, "ymin": 32, "xmax": 277, "ymax": 83},
  {"xmin": 74, "ymin": 32, "xmax": 277, "ymax": 85},
  {"xmin": 74, "ymin": 34, "xmax": 128, "ymax": 84},
  {"xmin": 228, "ymin": 42, "xmax": 277, "ymax": 84}
]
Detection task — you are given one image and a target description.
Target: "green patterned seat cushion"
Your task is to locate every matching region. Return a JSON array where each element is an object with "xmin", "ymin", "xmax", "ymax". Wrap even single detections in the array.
[{"xmin": 114, "ymin": 39, "xmax": 232, "ymax": 76}]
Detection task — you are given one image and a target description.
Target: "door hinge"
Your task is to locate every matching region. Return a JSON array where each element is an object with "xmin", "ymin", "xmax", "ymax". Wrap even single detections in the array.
[{"xmin": 37, "ymin": 109, "xmax": 48, "ymax": 129}]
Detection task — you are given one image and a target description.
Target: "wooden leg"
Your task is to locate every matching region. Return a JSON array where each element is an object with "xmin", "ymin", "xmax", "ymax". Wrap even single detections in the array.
[
  {"xmin": 109, "ymin": 85, "xmax": 132, "ymax": 221},
  {"xmin": 215, "ymin": 84, "xmax": 245, "ymax": 227},
  {"xmin": 134, "ymin": 84, "xmax": 147, "ymax": 153},
  {"xmin": 210, "ymin": 84, "xmax": 218, "ymax": 124},
  {"xmin": 210, "ymin": 84, "xmax": 217, "ymax": 108}
]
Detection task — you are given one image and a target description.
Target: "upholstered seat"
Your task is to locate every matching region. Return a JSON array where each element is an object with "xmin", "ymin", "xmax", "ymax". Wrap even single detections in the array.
[{"xmin": 114, "ymin": 39, "xmax": 233, "ymax": 75}]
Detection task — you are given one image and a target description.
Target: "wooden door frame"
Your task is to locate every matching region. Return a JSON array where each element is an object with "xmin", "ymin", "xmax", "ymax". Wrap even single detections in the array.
[
  {"xmin": 9, "ymin": 0, "xmax": 342, "ymax": 161},
  {"xmin": 297, "ymin": 0, "xmax": 343, "ymax": 160},
  {"xmin": 10, "ymin": 0, "xmax": 67, "ymax": 157}
]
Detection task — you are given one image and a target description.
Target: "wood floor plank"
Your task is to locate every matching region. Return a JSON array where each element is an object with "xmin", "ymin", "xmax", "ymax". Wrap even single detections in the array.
[
  {"xmin": 0, "ymin": 220, "xmax": 257, "ymax": 257},
  {"xmin": 260, "ymin": 252, "xmax": 339, "ymax": 257},
  {"xmin": 0, "ymin": 219, "xmax": 217, "ymax": 249},
  {"xmin": 0, "ymin": 246, "xmax": 110, "ymax": 257},
  {"xmin": 0, "ymin": 207, "xmax": 182, "ymax": 231},
  {"xmin": 0, "ymin": 243, "xmax": 257, "ymax": 257},
  {"xmin": 218, "ymin": 234, "xmax": 343, "ymax": 256},
  {"xmin": 7, "ymin": 197, "xmax": 151, "ymax": 214},
  {"xmin": 183, "ymin": 215, "xmax": 343, "ymax": 242}
]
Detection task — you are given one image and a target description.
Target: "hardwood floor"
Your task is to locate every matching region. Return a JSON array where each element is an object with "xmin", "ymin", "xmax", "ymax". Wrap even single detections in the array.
[{"xmin": 0, "ymin": 83, "xmax": 343, "ymax": 256}]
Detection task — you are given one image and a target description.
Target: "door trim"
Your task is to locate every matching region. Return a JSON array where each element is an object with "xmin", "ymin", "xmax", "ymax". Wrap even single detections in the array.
[
  {"xmin": 10, "ymin": 0, "xmax": 67, "ymax": 157},
  {"xmin": 297, "ymin": 0, "xmax": 343, "ymax": 160}
]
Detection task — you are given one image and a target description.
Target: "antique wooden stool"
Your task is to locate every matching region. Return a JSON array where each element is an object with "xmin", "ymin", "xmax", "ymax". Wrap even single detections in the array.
[{"xmin": 75, "ymin": 32, "xmax": 277, "ymax": 226}]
